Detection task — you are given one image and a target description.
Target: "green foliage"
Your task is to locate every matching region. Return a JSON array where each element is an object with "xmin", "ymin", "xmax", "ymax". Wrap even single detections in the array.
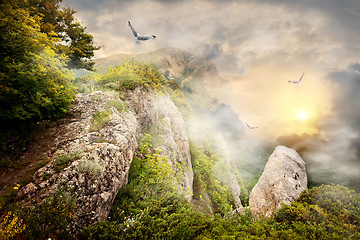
[
  {"xmin": 89, "ymin": 110, "xmax": 111, "ymax": 132},
  {"xmin": 190, "ymin": 142, "xmax": 234, "ymax": 215},
  {"xmin": 78, "ymin": 159, "xmax": 104, "ymax": 178},
  {"xmin": 27, "ymin": 0, "xmax": 100, "ymax": 70},
  {"xmin": 21, "ymin": 188, "xmax": 76, "ymax": 239},
  {"xmin": 0, "ymin": 1, "xmax": 75, "ymax": 121},
  {"xmin": 298, "ymin": 184, "xmax": 360, "ymax": 223},
  {"xmin": 104, "ymin": 99, "xmax": 128, "ymax": 112},
  {"xmin": 274, "ymin": 185, "xmax": 360, "ymax": 239},
  {"xmin": 131, "ymin": 134, "xmax": 183, "ymax": 187},
  {"xmin": 94, "ymin": 60, "xmax": 167, "ymax": 92},
  {"xmin": 54, "ymin": 151, "xmax": 81, "ymax": 173}
]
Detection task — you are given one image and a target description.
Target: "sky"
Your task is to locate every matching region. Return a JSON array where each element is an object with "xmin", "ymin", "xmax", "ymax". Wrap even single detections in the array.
[{"xmin": 62, "ymin": 0, "xmax": 360, "ymax": 189}]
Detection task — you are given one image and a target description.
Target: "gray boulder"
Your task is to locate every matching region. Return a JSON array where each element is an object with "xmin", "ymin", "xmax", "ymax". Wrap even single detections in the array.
[{"xmin": 249, "ymin": 146, "xmax": 307, "ymax": 217}]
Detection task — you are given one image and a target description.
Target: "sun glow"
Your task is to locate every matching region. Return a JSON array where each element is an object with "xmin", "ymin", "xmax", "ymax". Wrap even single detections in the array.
[{"xmin": 298, "ymin": 110, "xmax": 308, "ymax": 121}]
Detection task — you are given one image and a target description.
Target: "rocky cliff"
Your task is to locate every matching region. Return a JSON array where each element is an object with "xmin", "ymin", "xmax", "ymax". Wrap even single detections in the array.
[
  {"xmin": 11, "ymin": 50, "xmax": 309, "ymax": 235},
  {"xmin": 17, "ymin": 87, "xmax": 193, "ymax": 231}
]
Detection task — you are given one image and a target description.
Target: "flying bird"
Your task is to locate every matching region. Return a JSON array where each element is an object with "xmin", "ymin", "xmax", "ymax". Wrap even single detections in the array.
[
  {"xmin": 245, "ymin": 122, "xmax": 258, "ymax": 129},
  {"xmin": 128, "ymin": 21, "xmax": 156, "ymax": 44},
  {"xmin": 288, "ymin": 72, "xmax": 305, "ymax": 85}
]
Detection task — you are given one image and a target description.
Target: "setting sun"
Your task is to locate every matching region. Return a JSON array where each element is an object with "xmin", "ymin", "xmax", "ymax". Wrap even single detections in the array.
[{"xmin": 298, "ymin": 110, "xmax": 308, "ymax": 121}]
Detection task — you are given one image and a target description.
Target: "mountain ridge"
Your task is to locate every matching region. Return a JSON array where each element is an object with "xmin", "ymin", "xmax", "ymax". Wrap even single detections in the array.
[{"xmin": 94, "ymin": 47, "xmax": 223, "ymax": 88}]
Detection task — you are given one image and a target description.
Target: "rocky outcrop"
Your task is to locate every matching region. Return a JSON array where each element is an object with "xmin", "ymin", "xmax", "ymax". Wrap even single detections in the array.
[
  {"xmin": 17, "ymin": 88, "xmax": 194, "ymax": 231},
  {"xmin": 18, "ymin": 91, "xmax": 138, "ymax": 230},
  {"xmin": 249, "ymin": 146, "xmax": 307, "ymax": 218},
  {"xmin": 125, "ymin": 87, "xmax": 193, "ymax": 198}
]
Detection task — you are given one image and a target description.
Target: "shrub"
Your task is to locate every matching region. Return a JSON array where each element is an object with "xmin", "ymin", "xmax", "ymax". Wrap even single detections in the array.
[
  {"xmin": 22, "ymin": 188, "xmax": 76, "ymax": 239},
  {"xmin": 78, "ymin": 159, "xmax": 104, "ymax": 178},
  {"xmin": 0, "ymin": 211, "xmax": 26, "ymax": 240},
  {"xmin": 275, "ymin": 185, "xmax": 360, "ymax": 239},
  {"xmin": 95, "ymin": 60, "xmax": 167, "ymax": 92},
  {"xmin": 190, "ymin": 142, "xmax": 234, "ymax": 215},
  {"xmin": 54, "ymin": 151, "xmax": 81, "ymax": 173}
]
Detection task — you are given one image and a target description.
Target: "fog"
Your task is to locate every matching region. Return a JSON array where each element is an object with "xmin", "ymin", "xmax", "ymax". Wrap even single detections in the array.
[{"xmin": 63, "ymin": 0, "xmax": 360, "ymax": 191}]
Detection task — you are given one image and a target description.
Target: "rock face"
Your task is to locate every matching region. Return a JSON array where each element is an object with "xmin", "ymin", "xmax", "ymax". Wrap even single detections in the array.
[
  {"xmin": 17, "ymin": 88, "xmax": 193, "ymax": 231},
  {"xmin": 125, "ymin": 87, "xmax": 193, "ymax": 198},
  {"xmin": 18, "ymin": 91, "xmax": 138, "ymax": 230},
  {"xmin": 249, "ymin": 146, "xmax": 308, "ymax": 218}
]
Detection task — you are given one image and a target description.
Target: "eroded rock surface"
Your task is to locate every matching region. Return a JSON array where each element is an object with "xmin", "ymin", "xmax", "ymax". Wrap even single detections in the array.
[
  {"xmin": 18, "ymin": 91, "xmax": 138, "ymax": 230},
  {"xmin": 17, "ymin": 88, "xmax": 194, "ymax": 232},
  {"xmin": 249, "ymin": 146, "xmax": 307, "ymax": 217},
  {"xmin": 126, "ymin": 87, "xmax": 193, "ymax": 198}
]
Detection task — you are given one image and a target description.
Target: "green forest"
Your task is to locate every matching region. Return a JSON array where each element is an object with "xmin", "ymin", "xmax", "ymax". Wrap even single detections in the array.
[{"xmin": 1, "ymin": 0, "xmax": 360, "ymax": 239}]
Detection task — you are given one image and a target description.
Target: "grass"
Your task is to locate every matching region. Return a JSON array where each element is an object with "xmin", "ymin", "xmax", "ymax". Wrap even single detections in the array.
[
  {"xmin": 104, "ymin": 99, "xmax": 127, "ymax": 112},
  {"xmin": 78, "ymin": 159, "xmax": 104, "ymax": 179},
  {"xmin": 54, "ymin": 151, "xmax": 81, "ymax": 173},
  {"xmin": 89, "ymin": 110, "xmax": 111, "ymax": 132}
]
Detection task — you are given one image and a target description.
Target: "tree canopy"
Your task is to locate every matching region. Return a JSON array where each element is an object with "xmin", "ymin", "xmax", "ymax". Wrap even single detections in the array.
[
  {"xmin": 0, "ymin": 0, "xmax": 99, "ymax": 121},
  {"xmin": 0, "ymin": 0, "xmax": 76, "ymax": 121},
  {"xmin": 27, "ymin": 0, "xmax": 100, "ymax": 71}
]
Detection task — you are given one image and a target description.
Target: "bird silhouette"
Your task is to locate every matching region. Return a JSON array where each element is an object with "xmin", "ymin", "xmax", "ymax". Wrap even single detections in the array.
[
  {"xmin": 288, "ymin": 72, "xmax": 305, "ymax": 85},
  {"xmin": 128, "ymin": 21, "xmax": 156, "ymax": 44},
  {"xmin": 245, "ymin": 122, "xmax": 258, "ymax": 129}
]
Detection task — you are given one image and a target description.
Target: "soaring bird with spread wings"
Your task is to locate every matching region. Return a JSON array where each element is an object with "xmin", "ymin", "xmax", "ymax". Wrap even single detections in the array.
[
  {"xmin": 128, "ymin": 21, "xmax": 156, "ymax": 44},
  {"xmin": 288, "ymin": 72, "xmax": 305, "ymax": 85},
  {"xmin": 245, "ymin": 122, "xmax": 258, "ymax": 129}
]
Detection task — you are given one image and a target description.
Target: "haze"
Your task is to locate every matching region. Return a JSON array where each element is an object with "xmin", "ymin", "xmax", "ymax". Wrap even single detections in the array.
[{"xmin": 63, "ymin": 0, "xmax": 360, "ymax": 189}]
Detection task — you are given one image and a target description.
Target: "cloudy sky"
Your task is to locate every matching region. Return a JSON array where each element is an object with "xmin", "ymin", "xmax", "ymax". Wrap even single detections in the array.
[{"xmin": 62, "ymin": 0, "xmax": 360, "ymax": 189}]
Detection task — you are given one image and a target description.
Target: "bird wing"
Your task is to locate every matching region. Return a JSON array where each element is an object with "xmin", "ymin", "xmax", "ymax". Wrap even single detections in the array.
[
  {"xmin": 245, "ymin": 122, "xmax": 250, "ymax": 128},
  {"xmin": 136, "ymin": 35, "xmax": 154, "ymax": 41},
  {"xmin": 128, "ymin": 21, "xmax": 138, "ymax": 37},
  {"xmin": 298, "ymin": 72, "xmax": 305, "ymax": 82}
]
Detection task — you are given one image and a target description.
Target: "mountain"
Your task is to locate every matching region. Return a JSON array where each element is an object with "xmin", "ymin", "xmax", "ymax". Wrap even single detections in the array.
[
  {"xmin": 95, "ymin": 47, "xmax": 222, "ymax": 86},
  {"xmin": 2, "ymin": 49, "xmax": 358, "ymax": 239}
]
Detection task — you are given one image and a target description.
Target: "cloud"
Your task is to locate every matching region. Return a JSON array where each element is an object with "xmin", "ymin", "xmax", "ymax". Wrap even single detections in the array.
[
  {"xmin": 277, "ymin": 63, "xmax": 360, "ymax": 191},
  {"xmin": 61, "ymin": 0, "xmax": 360, "ymax": 190},
  {"xmin": 63, "ymin": 0, "xmax": 360, "ymax": 73}
]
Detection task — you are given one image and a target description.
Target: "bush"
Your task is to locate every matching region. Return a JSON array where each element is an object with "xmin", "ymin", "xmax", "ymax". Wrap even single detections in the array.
[
  {"xmin": 190, "ymin": 141, "xmax": 235, "ymax": 215},
  {"xmin": 94, "ymin": 60, "xmax": 167, "ymax": 92},
  {"xmin": 0, "ymin": 211, "xmax": 26, "ymax": 240},
  {"xmin": 21, "ymin": 188, "xmax": 76, "ymax": 239},
  {"xmin": 54, "ymin": 151, "xmax": 81, "ymax": 173},
  {"xmin": 78, "ymin": 159, "xmax": 104, "ymax": 178},
  {"xmin": 275, "ymin": 185, "xmax": 360, "ymax": 239}
]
